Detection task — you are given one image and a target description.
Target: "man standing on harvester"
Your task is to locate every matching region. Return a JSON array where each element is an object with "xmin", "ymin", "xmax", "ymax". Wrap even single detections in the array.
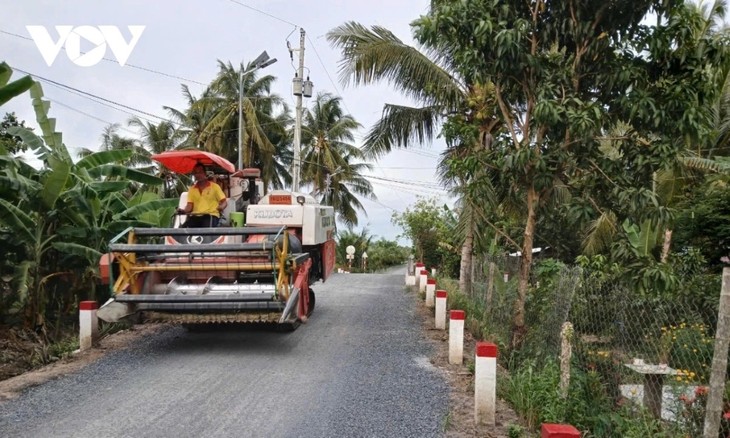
[{"xmin": 176, "ymin": 163, "xmax": 228, "ymax": 227}]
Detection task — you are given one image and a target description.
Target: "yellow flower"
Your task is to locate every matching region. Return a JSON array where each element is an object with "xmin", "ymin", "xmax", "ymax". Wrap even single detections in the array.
[{"xmin": 676, "ymin": 377, "xmax": 683, "ymax": 382}]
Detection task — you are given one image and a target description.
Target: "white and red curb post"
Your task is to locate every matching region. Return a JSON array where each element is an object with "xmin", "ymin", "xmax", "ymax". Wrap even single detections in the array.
[
  {"xmin": 449, "ymin": 310, "xmax": 465, "ymax": 364},
  {"xmin": 435, "ymin": 290, "xmax": 447, "ymax": 329},
  {"xmin": 79, "ymin": 301, "xmax": 98, "ymax": 351},
  {"xmin": 431, "ymin": 267, "xmax": 437, "ymax": 277},
  {"xmin": 406, "ymin": 270, "xmax": 416, "ymax": 286},
  {"xmin": 541, "ymin": 424, "xmax": 580, "ymax": 438},
  {"xmin": 418, "ymin": 270, "xmax": 428, "ymax": 294},
  {"xmin": 474, "ymin": 342, "xmax": 498, "ymax": 425},
  {"xmin": 414, "ymin": 263, "xmax": 424, "ymax": 289},
  {"xmin": 425, "ymin": 278, "xmax": 436, "ymax": 307}
]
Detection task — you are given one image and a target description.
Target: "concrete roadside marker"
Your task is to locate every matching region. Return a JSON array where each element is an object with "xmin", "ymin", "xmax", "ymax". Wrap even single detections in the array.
[
  {"xmin": 414, "ymin": 263, "xmax": 424, "ymax": 289},
  {"xmin": 435, "ymin": 290, "xmax": 447, "ymax": 329},
  {"xmin": 449, "ymin": 310, "xmax": 465, "ymax": 364},
  {"xmin": 425, "ymin": 278, "xmax": 436, "ymax": 307},
  {"xmin": 475, "ymin": 341, "xmax": 497, "ymax": 425},
  {"xmin": 418, "ymin": 270, "xmax": 428, "ymax": 293},
  {"xmin": 79, "ymin": 301, "xmax": 98, "ymax": 351}
]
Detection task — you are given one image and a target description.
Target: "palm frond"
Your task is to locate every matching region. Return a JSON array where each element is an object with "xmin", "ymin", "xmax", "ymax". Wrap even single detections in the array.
[
  {"xmin": 327, "ymin": 22, "xmax": 465, "ymax": 107},
  {"xmin": 363, "ymin": 104, "xmax": 440, "ymax": 158},
  {"xmin": 582, "ymin": 210, "xmax": 618, "ymax": 255}
]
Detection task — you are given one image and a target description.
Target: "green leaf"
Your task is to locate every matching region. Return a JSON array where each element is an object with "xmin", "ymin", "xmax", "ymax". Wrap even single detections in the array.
[
  {"xmin": 75, "ymin": 149, "xmax": 134, "ymax": 169},
  {"xmin": 41, "ymin": 154, "xmax": 71, "ymax": 209},
  {"xmin": 112, "ymin": 198, "xmax": 179, "ymax": 220},
  {"xmin": 6, "ymin": 126, "xmax": 48, "ymax": 156},
  {"xmin": 87, "ymin": 164, "xmax": 163, "ymax": 185},
  {"xmin": 0, "ymin": 75, "xmax": 34, "ymax": 107},
  {"xmin": 0, "ymin": 198, "xmax": 35, "ymax": 244},
  {"xmin": 12, "ymin": 260, "xmax": 33, "ymax": 311},
  {"xmin": 51, "ymin": 242, "xmax": 102, "ymax": 262}
]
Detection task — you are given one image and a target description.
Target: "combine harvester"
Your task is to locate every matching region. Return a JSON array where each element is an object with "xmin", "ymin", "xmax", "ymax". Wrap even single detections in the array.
[{"xmin": 98, "ymin": 151, "xmax": 336, "ymax": 330}]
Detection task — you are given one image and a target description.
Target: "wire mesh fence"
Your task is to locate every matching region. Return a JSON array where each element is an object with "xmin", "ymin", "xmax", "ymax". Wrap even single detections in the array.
[{"xmin": 460, "ymin": 253, "xmax": 729, "ymax": 435}]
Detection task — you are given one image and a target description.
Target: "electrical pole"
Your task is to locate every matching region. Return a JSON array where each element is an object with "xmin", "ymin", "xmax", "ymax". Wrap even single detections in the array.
[{"xmin": 291, "ymin": 28, "xmax": 306, "ymax": 192}]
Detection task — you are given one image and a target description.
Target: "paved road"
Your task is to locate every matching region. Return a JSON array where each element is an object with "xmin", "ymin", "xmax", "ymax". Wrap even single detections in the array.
[{"xmin": 0, "ymin": 271, "xmax": 448, "ymax": 438}]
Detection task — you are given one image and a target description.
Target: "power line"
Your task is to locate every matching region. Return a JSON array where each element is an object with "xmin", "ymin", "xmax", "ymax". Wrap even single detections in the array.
[
  {"xmin": 14, "ymin": 67, "xmax": 177, "ymax": 124},
  {"xmin": 226, "ymin": 0, "xmax": 299, "ymax": 28},
  {"xmin": 0, "ymin": 29, "xmax": 207, "ymax": 86}
]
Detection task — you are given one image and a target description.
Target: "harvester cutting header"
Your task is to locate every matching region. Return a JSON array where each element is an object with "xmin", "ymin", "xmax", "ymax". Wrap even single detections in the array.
[{"xmin": 98, "ymin": 151, "xmax": 336, "ymax": 330}]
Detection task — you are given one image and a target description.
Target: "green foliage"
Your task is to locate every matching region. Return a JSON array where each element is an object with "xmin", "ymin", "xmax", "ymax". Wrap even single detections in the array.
[
  {"xmin": 391, "ymin": 197, "xmax": 456, "ymax": 271},
  {"xmin": 507, "ymin": 424, "xmax": 524, "ymax": 438},
  {"xmin": 365, "ymin": 238, "xmax": 409, "ymax": 272},
  {"xmin": 0, "ymin": 72, "xmax": 167, "ymax": 332},
  {"xmin": 0, "ymin": 112, "xmax": 30, "ymax": 154},
  {"xmin": 503, "ymin": 361, "xmax": 565, "ymax": 431},
  {"xmin": 674, "ymin": 181, "xmax": 730, "ymax": 271}
]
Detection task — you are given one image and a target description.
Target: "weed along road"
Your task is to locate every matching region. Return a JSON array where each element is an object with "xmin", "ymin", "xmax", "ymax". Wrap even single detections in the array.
[{"xmin": 0, "ymin": 271, "xmax": 449, "ymax": 438}]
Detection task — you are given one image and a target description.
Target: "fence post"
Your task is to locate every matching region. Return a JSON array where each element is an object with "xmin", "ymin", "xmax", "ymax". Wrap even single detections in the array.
[
  {"xmin": 435, "ymin": 290, "xmax": 447, "ymax": 330},
  {"xmin": 559, "ymin": 322, "xmax": 573, "ymax": 398},
  {"xmin": 704, "ymin": 267, "xmax": 730, "ymax": 438},
  {"xmin": 449, "ymin": 310, "xmax": 465, "ymax": 364},
  {"xmin": 474, "ymin": 342, "xmax": 497, "ymax": 425},
  {"xmin": 79, "ymin": 301, "xmax": 98, "ymax": 351},
  {"xmin": 426, "ymin": 279, "xmax": 436, "ymax": 307}
]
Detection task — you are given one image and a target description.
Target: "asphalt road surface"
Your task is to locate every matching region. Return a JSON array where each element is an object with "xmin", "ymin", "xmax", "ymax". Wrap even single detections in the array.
[{"xmin": 0, "ymin": 270, "xmax": 449, "ymax": 438}]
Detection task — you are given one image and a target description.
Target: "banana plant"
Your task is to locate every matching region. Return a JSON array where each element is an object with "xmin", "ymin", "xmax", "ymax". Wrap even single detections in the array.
[
  {"xmin": 0, "ymin": 80, "xmax": 168, "ymax": 327},
  {"xmin": 0, "ymin": 62, "xmax": 33, "ymax": 106}
]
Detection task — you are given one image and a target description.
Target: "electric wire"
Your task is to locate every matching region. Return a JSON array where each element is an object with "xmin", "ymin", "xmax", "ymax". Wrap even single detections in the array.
[
  {"xmin": 226, "ymin": 0, "xmax": 299, "ymax": 28},
  {"xmin": 0, "ymin": 29, "xmax": 207, "ymax": 86}
]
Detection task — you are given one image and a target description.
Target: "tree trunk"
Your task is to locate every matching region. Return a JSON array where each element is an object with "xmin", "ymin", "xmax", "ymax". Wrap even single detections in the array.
[
  {"xmin": 511, "ymin": 185, "xmax": 539, "ymax": 350},
  {"xmin": 459, "ymin": 217, "xmax": 474, "ymax": 296},
  {"xmin": 486, "ymin": 261, "xmax": 495, "ymax": 307},
  {"xmin": 660, "ymin": 228, "xmax": 672, "ymax": 263}
]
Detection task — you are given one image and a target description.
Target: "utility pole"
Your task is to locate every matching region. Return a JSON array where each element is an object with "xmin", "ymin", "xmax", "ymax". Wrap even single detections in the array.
[{"xmin": 291, "ymin": 28, "xmax": 308, "ymax": 192}]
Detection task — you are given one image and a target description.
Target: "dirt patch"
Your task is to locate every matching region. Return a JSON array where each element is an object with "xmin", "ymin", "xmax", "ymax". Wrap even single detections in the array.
[
  {"xmin": 0, "ymin": 324, "xmax": 167, "ymax": 402},
  {"xmin": 412, "ymin": 290, "xmax": 523, "ymax": 437}
]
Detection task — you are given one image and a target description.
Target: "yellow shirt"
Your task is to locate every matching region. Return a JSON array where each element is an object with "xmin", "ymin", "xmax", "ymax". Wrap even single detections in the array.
[{"xmin": 187, "ymin": 181, "xmax": 226, "ymax": 217}]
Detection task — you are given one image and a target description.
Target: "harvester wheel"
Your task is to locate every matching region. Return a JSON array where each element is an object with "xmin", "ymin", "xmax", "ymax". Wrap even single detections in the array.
[{"xmin": 307, "ymin": 289, "xmax": 315, "ymax": 317}]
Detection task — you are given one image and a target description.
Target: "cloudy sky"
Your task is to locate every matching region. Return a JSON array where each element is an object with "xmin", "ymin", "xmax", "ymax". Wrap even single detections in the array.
[{"xmin": 2, "ymin": 0, "xmax": 453, "ymax": 243}]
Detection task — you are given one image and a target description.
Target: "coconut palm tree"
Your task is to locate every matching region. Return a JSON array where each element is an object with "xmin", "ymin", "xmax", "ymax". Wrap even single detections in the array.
[
  {"xmin": 165, "ymin": 84, "xmax": 217, "ymax": 150},
  {"xmin": 198, "ymin": 60, "xmax": 287, "ymax": 186},
  {"xmin": 327, "ymin": 22, "xmax": 504, "ymax": 293},
  {"xmin": 301, "ymin": 92, "xmax": 375, "ymax": 227}
]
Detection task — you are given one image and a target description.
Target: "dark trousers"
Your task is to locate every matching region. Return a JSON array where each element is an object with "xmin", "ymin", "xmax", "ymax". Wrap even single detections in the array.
[{"xmin": 181, "ymin": 214, "xmax": 219, "ymax": 228}]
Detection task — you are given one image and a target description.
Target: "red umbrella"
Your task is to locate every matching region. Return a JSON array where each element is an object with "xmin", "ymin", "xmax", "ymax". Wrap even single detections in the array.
[{"xmin": 151, "ymin": 151, "xmax": 236, "ymax": 174}]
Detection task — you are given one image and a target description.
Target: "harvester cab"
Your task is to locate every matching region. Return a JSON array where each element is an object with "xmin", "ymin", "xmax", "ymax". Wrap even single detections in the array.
[{"xmin": 98, "ymin": 151, "xmax": 336, "ymax": 330}]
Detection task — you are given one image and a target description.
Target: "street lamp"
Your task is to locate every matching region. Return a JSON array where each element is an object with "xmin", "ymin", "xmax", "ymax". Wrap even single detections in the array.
[{"xmin": 238, "ymin": 50, "xmax": 277, "ymax": 170}]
